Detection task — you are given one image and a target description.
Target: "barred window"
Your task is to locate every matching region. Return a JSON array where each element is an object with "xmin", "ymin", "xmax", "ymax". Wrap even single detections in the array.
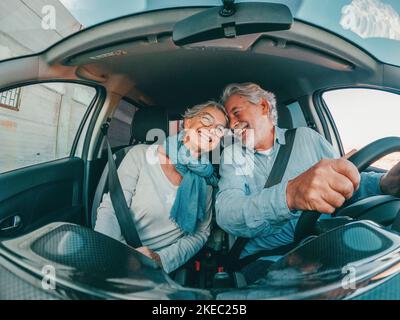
[{"xmin": 0, "ymin": 88, "xmax": 21, "ymax": 110}]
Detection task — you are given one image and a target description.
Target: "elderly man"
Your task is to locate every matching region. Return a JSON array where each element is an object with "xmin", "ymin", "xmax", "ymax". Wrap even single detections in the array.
[{"xmin": 215, "ymin": 82, "xmax": 400, "ymax": 282}]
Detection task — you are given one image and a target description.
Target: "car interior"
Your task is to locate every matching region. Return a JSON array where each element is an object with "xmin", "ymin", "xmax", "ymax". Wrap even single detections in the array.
[{"xmin": 1, "ymin": 3, "xmax": 400, "ymax": 299}]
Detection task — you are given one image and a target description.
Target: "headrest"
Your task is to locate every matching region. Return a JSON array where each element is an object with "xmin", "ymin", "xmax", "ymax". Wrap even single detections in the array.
[{"xmin": 131, "ymin": 107, "xmax": 169, "ymax": 144}]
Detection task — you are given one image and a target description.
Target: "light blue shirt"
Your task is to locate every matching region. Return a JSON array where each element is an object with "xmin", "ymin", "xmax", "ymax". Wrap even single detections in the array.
[{"xmin": 216, "ymin": 126, "xmax": 383, "ymax": 258}]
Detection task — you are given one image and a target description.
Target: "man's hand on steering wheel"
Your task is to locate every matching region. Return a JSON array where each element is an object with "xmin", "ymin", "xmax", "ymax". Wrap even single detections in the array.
[
  {"xmin": 380, "ymin": 160, "xmax": 400, "ymax": 197},
  {"xmin": 286, "ymin": 157, "xmax": 360, "ymax": 214},
  {"xmin": 288, "ymin": 137, "xmax": 400, "ymax": 243}
]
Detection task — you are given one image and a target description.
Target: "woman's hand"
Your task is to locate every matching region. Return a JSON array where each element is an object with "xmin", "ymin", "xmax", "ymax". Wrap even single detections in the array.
[{"xmin": 136, "ymin": 246, "xmax": 163, "ymax": 267}]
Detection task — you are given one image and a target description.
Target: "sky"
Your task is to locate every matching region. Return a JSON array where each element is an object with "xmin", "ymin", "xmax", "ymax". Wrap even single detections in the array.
[
  {"xmin": 60, "ymin": 0, "xmax": 148, "ymax": 26},
  {"xmin": 59, "ymin": 0, "xmax": 223, "ymax": 27}
]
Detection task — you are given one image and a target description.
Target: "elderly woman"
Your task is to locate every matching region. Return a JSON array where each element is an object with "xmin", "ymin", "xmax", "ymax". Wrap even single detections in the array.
[{"xmin": 95, "ymin": 101, "xmax": 228, "ymax": 273}]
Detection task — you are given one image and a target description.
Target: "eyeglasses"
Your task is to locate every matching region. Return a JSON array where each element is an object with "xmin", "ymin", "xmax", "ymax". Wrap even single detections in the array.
[{"xmin": 198, "ymin": 112, "xmax": 226, "ymax": 138}]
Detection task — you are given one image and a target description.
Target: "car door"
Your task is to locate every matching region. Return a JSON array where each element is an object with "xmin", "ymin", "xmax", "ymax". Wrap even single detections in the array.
[{"xmin": 0, "ymin": 81, "xmax": 101, "ymax": 239}]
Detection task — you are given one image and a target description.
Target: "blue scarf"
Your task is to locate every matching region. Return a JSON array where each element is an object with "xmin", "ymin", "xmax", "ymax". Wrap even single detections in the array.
[{"xmin": 163, "ymin": 131, "xmax": 218, "ymax": 234}]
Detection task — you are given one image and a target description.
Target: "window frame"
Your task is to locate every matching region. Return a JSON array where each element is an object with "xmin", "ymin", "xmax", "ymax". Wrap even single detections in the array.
[
  {"xmin": 0, "ymin": 80, "xmax": 103, "ymax": 174},
  {"xmin": 313, "ymin": 89, "xmax": 344, "ymax": 155}
]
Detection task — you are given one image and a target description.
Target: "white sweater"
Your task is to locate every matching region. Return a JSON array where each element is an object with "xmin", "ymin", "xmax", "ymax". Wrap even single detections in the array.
[{"xmin": 94, "ymin": 144, "xmax": 212, "ymax": 273}]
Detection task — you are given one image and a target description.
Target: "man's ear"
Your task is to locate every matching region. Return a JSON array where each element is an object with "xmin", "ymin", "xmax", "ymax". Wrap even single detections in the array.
[
  {"xmin": 260, "ymin": 99, "xmax": 270, "ymax": 116},
  {"xmin": 183, "ymin": 118, "xmax": 191, "ymax": 129}
]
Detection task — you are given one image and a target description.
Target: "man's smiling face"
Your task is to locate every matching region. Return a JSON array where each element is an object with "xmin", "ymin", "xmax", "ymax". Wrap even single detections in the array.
[{"xmin": 224, "ymin": 94, "xmax": 274, "ymax": 150}]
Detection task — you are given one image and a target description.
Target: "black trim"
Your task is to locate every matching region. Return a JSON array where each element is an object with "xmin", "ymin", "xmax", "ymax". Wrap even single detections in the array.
[
  {"xmin": 312, "ymin": 91, "xmax": 333, "ymax": 145},
  {"xmin": 69, "ymin": 86, "xmax": 102, "ymax": 157},
  {"xmin": 316, "ymin": 90, "xmax": 344, "ymax": 155},
  {"xmin": 81, "ymin": 87, "xmax": 107, "ymax": 162},
  {"xmin": 81, "ymin": 88, "xmax": 107, "ymax": 227},
  {"xmin": 0, "ymin": 157, "xmax": 84, "ymax": 237}
]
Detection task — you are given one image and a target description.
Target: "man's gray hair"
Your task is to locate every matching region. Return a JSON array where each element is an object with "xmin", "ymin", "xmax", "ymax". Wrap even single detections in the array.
[
  {"xmin": 221, "ymin": 82, "xmax": 278, "ymax": 125},
  {"xmin": 183, "ymin": 100, "xmax": 228, "ymax": 123}
]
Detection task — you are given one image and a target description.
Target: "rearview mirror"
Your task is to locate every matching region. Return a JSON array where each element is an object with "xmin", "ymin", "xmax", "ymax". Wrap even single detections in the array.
[{"xmin": 173, "ymin": 2, "xmax": 293, "ymax": 46}]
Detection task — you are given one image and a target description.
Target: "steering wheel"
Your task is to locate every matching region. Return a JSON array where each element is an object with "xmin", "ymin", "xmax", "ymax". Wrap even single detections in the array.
[{"xmin": 293, "ymin": 136, "xmax": 400, "ymax": 243}]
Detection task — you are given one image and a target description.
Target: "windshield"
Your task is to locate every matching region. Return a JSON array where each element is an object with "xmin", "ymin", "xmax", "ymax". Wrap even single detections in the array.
[{"xmin": 1, "ymin": 0, "xmax": 399, "ymax": 66}]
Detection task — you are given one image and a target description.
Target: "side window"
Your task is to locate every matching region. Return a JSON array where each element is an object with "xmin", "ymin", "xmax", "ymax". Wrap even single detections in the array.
[
  {"xmin": 0, "ymin": 82, "xmax": 96, "ymax": 173},
  {"xmin": 107, "ymin": 99, "xmax": 137, "ymax": 148},
  {"xmin": 322, "ymin": 88, "xmax": 400, "ymax": 170}
]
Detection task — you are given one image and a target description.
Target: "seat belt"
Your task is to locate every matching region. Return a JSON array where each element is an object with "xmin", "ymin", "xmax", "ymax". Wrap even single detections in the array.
[
  {"xmin": 263, "ymin": 128, "xmax": 297, "ymax": 188},
  {"xmin": 226, "ymin": 128, "xmax": 297, "ymax": 270},
  {"xmin": 100, "ymin": 122, "xmax": 142, "ymax": 248}
]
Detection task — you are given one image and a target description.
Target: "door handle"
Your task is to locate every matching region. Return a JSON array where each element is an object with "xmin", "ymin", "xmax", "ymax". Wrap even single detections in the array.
[{"xmin": 0, "ymin": 215, "xmax": 22, "ymax": 232}]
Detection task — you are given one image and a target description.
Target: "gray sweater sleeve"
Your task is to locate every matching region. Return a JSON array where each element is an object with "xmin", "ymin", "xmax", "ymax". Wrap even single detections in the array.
[
  {"xmin": 157, "ymin": 188, "xmax": 213, "ymax": 274},
  {"xmin": 94, "ymin": 145, "xmax": 144, "ymax": 244}
]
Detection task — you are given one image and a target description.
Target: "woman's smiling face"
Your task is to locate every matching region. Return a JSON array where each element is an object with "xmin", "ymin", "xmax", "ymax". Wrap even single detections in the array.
[{"xmin": 183, "ymin": 106, "xmax": 227, "ymax": 155}]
